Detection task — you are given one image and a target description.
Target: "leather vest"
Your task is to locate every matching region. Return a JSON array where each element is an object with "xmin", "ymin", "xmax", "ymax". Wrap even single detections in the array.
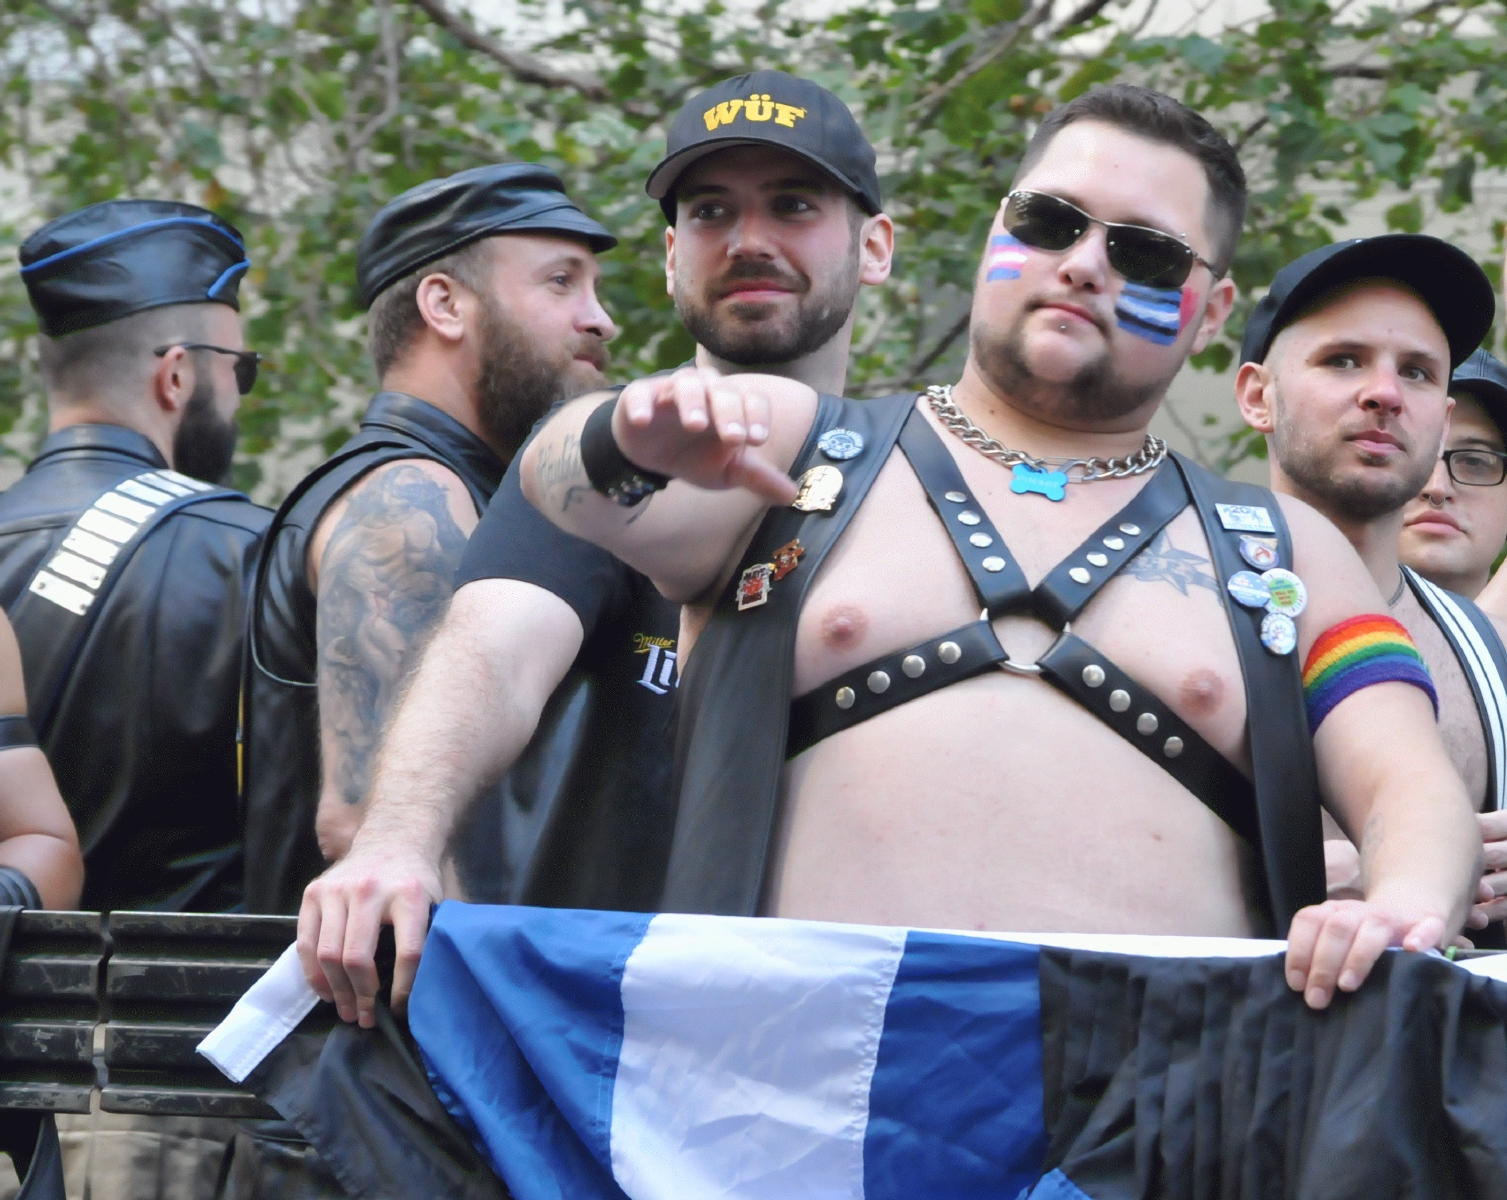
[
  {"xmin": 665, "ymin": 393, "xmax": 1326, "ymax": 931},
  {"xmin": 242, "ymin": 393, "xmax": 504, "ymax": 914},
  {"xmin": 0, "ymin": 424, "xmax": 269, "ymax": 912}
]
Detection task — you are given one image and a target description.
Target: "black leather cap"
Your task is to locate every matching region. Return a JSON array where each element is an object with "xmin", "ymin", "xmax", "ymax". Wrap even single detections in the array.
[
  {"xmin": 356, "ymin": 163, "xmax": 616, "ymax": 309},
  {"xmin": 1240, "ymin": 234, "xmax": 1494, "ymax": 370},
  {"xmin": 1452, "ymin": 348, "xmax": 1507, "ymax": 435},
  {"xmin": 646, "ymin": 70, "xmax": 881, "ymax": 225},
  {"xmin": 20, "ymin": 200, "xmax": 248, "ymax": 338}
]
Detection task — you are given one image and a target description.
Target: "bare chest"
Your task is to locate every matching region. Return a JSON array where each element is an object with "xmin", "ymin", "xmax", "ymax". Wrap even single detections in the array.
[{"xmin": 791, "ymin": 447, "xmax": 1248, "ymax": 762}]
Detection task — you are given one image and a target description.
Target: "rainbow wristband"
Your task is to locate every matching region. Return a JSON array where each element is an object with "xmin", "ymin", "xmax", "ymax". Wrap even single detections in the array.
[{"xmin": 1301, "ymin": 614, "xmax": 1437, "ymax": 733}]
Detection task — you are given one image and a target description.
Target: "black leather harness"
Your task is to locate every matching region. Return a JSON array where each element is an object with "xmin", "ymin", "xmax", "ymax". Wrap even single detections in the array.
[{"xmin": 664, "ymin": 393, "xmax": 1325, "ymax": 930}]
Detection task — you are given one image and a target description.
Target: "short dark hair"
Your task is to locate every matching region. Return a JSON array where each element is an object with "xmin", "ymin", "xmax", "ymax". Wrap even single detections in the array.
[
  {"xmin": 366, "ymin": 239, "xmax": 495, "ymax": 377},
  {"xmin": 37, "ymin": 302, "xmax": 214, "ymax": 402},
  {"xmin": 1014, "ymin": 83, "xmax": 1247, "ymax": 275}
]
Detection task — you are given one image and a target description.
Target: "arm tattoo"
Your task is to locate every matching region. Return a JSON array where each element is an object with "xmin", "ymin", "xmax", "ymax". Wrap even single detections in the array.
[
  {"xmin": 534, "ymin": 433, "xmax": 592, "ymax": 512},
  {"xmin": 1125, "ymin": 529, "xmax": 1221, "ymax": 596},
  {"xmin": 317, "ymin": 464, "xmax": 469, "ymax": 806}
]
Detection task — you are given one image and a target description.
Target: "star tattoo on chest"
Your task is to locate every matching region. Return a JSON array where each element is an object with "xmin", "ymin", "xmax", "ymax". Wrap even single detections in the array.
[{"xmin": 1125, "ymin": 529, "xmax": 1220, "ymax": 596}]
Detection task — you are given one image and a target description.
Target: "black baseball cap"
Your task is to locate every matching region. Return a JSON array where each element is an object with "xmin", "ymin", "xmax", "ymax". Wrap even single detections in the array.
[
  {"xmin": 1240, "ymin": 234, "xmax": 1494, "ymax": 370},
  {"xmin": 357, "ymin": 163, "xmax": 616, "ymax": 310},
  {"xmin": 1451, "ymin": 348, "xmax": 1507, "ymax": 435},
  {"xmin": 645, "ymin": 70, "xmax": 882, "ymax": 225},
  {"xmin": 20, "ymin": 200, "xmax": 248, "ymax": 338}
]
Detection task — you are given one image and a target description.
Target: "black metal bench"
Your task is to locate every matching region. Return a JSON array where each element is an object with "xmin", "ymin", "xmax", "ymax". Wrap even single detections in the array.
[{"xmin": 0, "ymin": 910, "xmax": 341, "ymax": 1119}]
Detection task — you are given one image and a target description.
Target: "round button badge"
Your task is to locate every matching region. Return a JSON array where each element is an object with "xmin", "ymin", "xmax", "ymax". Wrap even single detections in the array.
[
  {"xmin": 1260, "ymin": 611, "xmax": 1298, "ymax": 656},
  {"xmin": 817, "ymin": 428, "xmax": 865, "ymax": 461},
  {"xmin": 1226, "ymin": 571, "xmax": 1271, "ymax": 609},
  {"xmin": 1261, "ymin": 568, "xmax": 1307, "ymax": 617},
  {"xmin": 1238, "ymin": 535, "xmax": 1279, "ymax": 571}
]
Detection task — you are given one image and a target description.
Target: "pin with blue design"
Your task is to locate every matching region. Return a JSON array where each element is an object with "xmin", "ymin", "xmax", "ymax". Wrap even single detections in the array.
[
  {"xmin": 1227, "ymin": 571, "xmax": 1271, "ymax": 609},
  {"xmin": 1260, "ymin": 611, "xmax": 1297, "ymax": 656},
  {"xmin": 1010, "ymin": 462, "xmax": 1068, "ymax": 501},
  {"xmin": 817, "ymin": 428, "xmax": 864, "ymax": 461},
  {"xmin": 1238, "ymin": 535, "xmax": 1279, "ymax": 571}
]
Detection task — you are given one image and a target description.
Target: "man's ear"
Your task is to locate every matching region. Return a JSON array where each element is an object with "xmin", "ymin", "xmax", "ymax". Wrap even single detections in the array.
[
  {"xmin": 1234, "ymin": 360, "xmax": 1275, "ymax": 433},
  {"xmin": 413, "ymin": 273, "xmax": 469, "ymax": 345},
  {"xmin": 664, "ymin": 226, "xmax": 676, "ymax": 300},
  {"xmin": 1188, "ymin": 276, "xmax": 1236, "ymax": 354},
  {"xmin": 1438, "ymin": 394, "xmax": 1457, "ymax": 458},
  {"xmin": 859, "ymin": 213, "xmax": 895, "ymax": 287},
  {"xmin": 152, "ymin": 345, "xmax": 194, "ymax": 417}
]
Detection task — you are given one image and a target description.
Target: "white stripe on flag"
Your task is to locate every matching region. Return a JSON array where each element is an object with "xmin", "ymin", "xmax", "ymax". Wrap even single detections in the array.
[{"xmin": 611, "ymin": 914, "xmax": 907, "ymax": 1200}]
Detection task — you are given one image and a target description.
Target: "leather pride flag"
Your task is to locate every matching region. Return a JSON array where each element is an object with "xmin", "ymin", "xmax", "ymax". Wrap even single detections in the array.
[{"xmin": 203, "ymin": 903, "xmax": 1507, "ymax": 1200}]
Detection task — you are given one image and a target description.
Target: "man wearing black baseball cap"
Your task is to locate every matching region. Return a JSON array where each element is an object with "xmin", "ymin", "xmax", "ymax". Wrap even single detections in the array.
[
  {"xmin": 242, "ymin": 162, "xmax": 617, "ymax": 923},
  {"xmin": 297, "ymin": 72, "xmax": 893, "ymax": 1031},
  {"xmin": 1235, "ymin": 235, "xmax": 1507, "ymax": 933}
]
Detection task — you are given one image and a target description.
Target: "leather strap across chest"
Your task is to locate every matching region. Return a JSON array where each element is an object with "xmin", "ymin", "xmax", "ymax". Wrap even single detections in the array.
[{"xmin": 787, "ymin": 408, "xmax": 1259, "ymax": 849}]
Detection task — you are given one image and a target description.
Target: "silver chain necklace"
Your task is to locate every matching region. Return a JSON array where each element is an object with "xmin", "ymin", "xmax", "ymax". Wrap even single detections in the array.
[{"xmin": 924, "ymin": 384, "xmax": 1167, "ymax": 484}]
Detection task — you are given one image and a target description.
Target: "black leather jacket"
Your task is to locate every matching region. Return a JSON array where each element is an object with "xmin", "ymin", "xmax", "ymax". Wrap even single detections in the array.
[
  {"xmin": 0, "ymin": 424, "xmax": 270, "ymax": 912},
  {"xmin": 241, "ymin": 393, "xmax": 505, "ymax": 914}
]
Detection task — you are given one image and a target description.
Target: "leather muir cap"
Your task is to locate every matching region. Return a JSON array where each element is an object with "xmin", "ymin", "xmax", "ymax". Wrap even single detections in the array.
[
  {"xmin": 646, "ymin": 70, "xmax": 882, "ymax": 225},
  {"xmin": 1452, "ymin": 347, "xmax": 1507, "ymax": 435},
  {"xmin": 20, "ymin": 199, "xmax": 249, "ymax": 338},
  {"xmin": 1240, "ymin": 234, "xmax": 1494, "ymax": 370},
  {"xmin": 356, "ymin": 163, "xmax": 616, "ymax": 310}
]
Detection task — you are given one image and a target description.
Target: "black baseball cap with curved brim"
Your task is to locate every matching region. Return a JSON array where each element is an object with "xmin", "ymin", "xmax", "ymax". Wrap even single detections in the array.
[
  {"xmin": 1451, "ymin": 348, "xmax": 1507, "ymax": 439},
  {"xmin": 645, "ymin": 70, "xmax": 882, "ymax": 225},
  {"xmin": 1240, "ymin": 234, "xmax": 1495, "ymax": 370}
]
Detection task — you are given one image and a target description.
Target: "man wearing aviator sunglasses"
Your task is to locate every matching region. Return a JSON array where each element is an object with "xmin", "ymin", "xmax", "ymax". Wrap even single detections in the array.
[{"xmin": 522, "ymin": 81, "xmax": 1479, "ymax": 1031}]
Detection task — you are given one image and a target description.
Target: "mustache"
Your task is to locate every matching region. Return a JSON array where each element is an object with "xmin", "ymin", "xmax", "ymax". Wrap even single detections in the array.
[
  {"xmin": 1337, "ymin": 417, "xmax": 1410, "ymax": 453},
  {"xmin": 714, "ymin": 262, "xmax": 809, "ymax": 300},
  {"xmin": 570, "ymin": 337, "xmax": 611, "ymax": 373}
]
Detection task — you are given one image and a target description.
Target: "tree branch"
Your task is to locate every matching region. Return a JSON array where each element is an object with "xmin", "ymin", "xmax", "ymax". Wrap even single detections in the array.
[
  {"xmin": 407, "ymin": 0, "xmax": 609, "ymax": 99},
  {"xmin": 1232, "ymin": 113, "xmax": 1267, "ymax": 153},
  {"xmin": 905, "ymin": 308, "xmax": 971, "ymax": 383},
  {"xmin": 1053, "ymin": 0, "xmax": 1115, "ymax": 36},
  {"xmin": 915, "ymin": 1, "xmax": 1054, "ymax": 128},
  {"xmin": 1326, "ymin": 64, "xmax": 1387, "ymax": 79}
]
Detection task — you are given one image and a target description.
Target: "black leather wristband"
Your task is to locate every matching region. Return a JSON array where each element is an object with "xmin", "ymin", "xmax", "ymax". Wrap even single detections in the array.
[
  {"xmin": 0, "ymin": 866, "xmax": 40, "ymax": 910},
  {"xmin": 580, "ymin": 397, "xmax": 670, "ymax": 507}
]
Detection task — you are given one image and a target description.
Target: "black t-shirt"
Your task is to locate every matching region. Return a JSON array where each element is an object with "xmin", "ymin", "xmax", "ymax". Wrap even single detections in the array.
[{"xmin": 449, "ymin": 456, "xmax": 682, "ymax": 911}]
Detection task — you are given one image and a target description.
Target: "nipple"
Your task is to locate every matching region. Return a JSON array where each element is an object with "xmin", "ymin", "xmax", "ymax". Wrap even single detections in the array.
[
  {"xmin": 821, "ymin": 604, "xmax": 869, "ymax": 650},
  {"xmin": 1180, "ymin": 668, "xmax": 1225, "ymax": 718}
]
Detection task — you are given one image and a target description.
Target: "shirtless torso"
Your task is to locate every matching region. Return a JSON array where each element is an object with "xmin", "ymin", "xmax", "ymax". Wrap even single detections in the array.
[{"xmin": 760, "ymin": 405, "xmax": 1260, "ymax": 935}]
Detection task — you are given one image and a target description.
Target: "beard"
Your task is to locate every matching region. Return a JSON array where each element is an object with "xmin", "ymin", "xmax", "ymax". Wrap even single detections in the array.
[
  {"xmin": 675, "ymin": 252, "xmax": 860, "ymax": 368},
  {"xmin": 473, "ymin": 294, "xmax": 609, "ymax": 460},
  {"xmin": 1271, "ymin": 386, "xmax": 1436, "ymax": 522},
  {"xmin": 970, "ymin": 303, "xmax": 1171, "ymax": 426},
  {"xmin": 172, "ymin": 378, "xmax": 239, "ymax": 484}
]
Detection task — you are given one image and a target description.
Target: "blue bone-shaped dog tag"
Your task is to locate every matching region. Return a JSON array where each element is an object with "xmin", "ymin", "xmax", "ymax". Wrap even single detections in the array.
[{"xmin": 1010, "ymin": 463, "xmax": 1068, "ymax": 501}]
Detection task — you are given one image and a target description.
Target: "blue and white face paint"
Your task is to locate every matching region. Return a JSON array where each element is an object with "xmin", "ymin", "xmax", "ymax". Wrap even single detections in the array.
[
  {"xmin": 986, "ymin": 235, "xmax": 1031, "ymax": 282},
  {"xmin": 1114, "ymin": 282, "xmax": 1190, "ymax": 346}
]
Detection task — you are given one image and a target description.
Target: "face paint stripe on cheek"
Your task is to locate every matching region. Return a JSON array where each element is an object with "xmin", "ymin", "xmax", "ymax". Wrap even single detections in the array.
[
  {"xmin": 986, "ymin": 234, "xmax": 1030, "ymax": 282},
  {"xmin": 1114, "ymin": 281, "xmax": 1182, "ymax": 346}
]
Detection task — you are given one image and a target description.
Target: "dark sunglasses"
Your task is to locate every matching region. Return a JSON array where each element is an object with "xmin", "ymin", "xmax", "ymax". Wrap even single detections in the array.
[
  {"xmin": 1001, "ymin": 190, "xmax": 1223, "ymax": 290},
  {"xmin": 153, "ymin": 343, "xmax": 260, "ymax": 395},
  {"xmin": 1444, "ymin": 447, "xmax": 1507, "ymax": 487}
]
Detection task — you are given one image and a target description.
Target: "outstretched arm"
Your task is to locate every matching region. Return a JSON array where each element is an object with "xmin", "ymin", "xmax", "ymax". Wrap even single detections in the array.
[
  {"xmin": 298, "ymin": 578, "xmax": 583, "ymax": 1026},
  {"xmin": 1277, "ymin": 499, "xmax": 1477, "ymax": 1007},
  {"xmin": 521, "ymin": 369, "xmax": 817, "ymax": 601},
  {"xmin": 310, "ymin": 459, "xmax": 478, "ymax": 861}
]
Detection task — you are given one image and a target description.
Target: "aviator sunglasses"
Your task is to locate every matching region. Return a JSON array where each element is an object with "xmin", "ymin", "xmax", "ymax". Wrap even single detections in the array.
[
  {"xmin": 1001, "ymin": 190, "xmax": 1223, "ymax": 290},
  {"xmin": 153, "ymin": 343, "xmax": 260, "ymax": 395}
]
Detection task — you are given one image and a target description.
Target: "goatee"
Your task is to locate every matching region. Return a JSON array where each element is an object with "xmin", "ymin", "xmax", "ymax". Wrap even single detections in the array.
[{"xmin": 971, "ymin": 307, "xmax": 1169, "ymax": 425}]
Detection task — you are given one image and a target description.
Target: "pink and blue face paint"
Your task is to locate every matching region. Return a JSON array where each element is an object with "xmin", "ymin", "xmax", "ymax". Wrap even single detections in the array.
[
  {"xmin": 986, "ymin": 234, "xmax": 1030, "ymax": 281},
  {"xmin": 1115, "ymin": 282, "xmax": 1193, "ymax": 346}
]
